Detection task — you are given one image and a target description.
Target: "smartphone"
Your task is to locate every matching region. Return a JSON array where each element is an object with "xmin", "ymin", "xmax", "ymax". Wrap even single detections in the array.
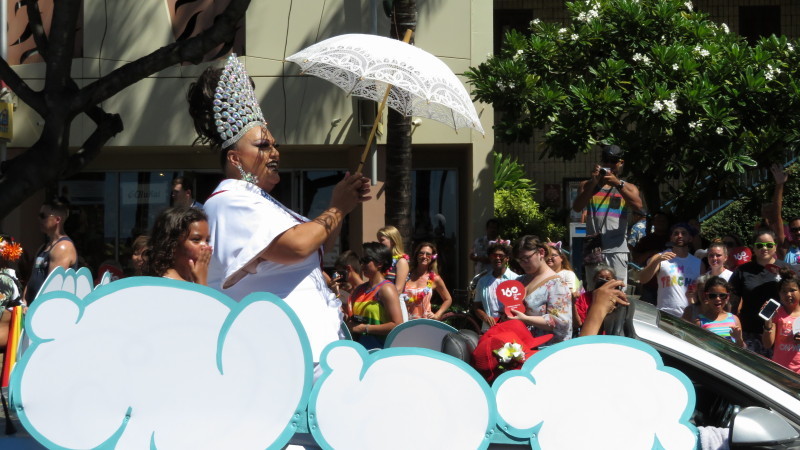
[
  {"xmin": 594, "ymin": 278, "xmax": 624, "ymax": 291},
  {"xmin": 759, "ymin": 298, "xmax": 781, "ymax": 322}
]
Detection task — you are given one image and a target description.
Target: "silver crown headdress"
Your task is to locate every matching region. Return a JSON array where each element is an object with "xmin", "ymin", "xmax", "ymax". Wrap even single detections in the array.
[{"xmin": 213, "ymin": 54, "xmax": 266, "ymax": 148}]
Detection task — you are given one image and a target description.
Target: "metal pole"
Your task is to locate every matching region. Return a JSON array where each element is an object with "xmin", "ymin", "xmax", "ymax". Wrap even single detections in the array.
[{"xmin": 369, "ymin": 0, "xmax": 378, "ymax": 185}]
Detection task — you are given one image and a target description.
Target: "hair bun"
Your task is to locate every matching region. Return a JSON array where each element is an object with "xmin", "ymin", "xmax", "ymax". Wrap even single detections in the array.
[{"xmin": 778, "ymin": 267, "xmax": 796, "ymax": 281}]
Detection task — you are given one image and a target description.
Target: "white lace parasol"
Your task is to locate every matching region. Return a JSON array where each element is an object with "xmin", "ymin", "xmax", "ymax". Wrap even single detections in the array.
[{"xmin": 286, "ymin": 33, "xmax": 484, "ymax": 135}]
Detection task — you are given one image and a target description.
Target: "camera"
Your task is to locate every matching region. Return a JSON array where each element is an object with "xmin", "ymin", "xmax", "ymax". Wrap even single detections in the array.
[
  {"xmin": 598, "ymin": 168, "xmax": 608, "ymax": 176},
  {"xmin": 351, "ymin": 315, "xmax": 369, "ymax": 324}
]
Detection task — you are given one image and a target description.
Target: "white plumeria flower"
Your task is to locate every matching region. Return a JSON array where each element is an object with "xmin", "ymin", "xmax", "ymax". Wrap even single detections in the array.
[
  {"xmin": 788, "ymin": 43, "xmax": 794, "ymax": 52},
  {"xmin": 699, "ymin": 49, "xmax": 710, "ymax": 57},
  {"xmin": 765, "ymin": 72, "xmax": 774, "ymax": 81},
  {"xmin": 531, "ymin": 18, "xmax": 541, "ymax": 25},
  {"xmin": 559, "ymin": 28, "xmax": 568, "ymax": 34},
  {"xmin": 716, "ymin": 127, "xmax": 724, "ymax": 135},
  {"xmin": 663, "ymin": 99, "xmax": 677, "ymax": 114},
  {"xmin": 721, "ymin": 23, "xmax": 729, "ymax": 34},
  {"xmin": 672, "ymin": 63, "xmax": 679, "ymax": 70},
  {"xmin": 685, "ymin": 1, "xmax": 693, "ymax": 11},
  {"xmin": 651, "ymin": 100, "xmax": 664, "ymax": 113},
  {"xmin": 571, "ymin": 34, "xmax": 579, "ymax": 41},
  {"xmin": 510, "ymin": 343, "xmax": 525, "ymax": 360},
  {"xmin": 688, "ymin": 121, "xmax": 697, "ymax": 129},
  {"xmin": 497, "ymin": 345, "xmax": 513, "ymax": 363}
]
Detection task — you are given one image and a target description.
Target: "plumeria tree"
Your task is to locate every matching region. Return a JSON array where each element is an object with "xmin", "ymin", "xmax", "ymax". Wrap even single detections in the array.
[{"xmin": 467, "ymin": 0, "xmax": 800, "ymax": 218}]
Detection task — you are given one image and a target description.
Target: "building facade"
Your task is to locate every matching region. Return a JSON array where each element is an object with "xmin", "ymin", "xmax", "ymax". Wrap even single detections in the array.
[{"xmin": 2, "ymin": 0, "xmax": 495, "ymax": 289}]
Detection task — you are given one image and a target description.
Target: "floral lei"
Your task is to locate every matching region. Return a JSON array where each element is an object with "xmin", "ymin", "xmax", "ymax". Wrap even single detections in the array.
[{"xmin": 404, "ymin": 272, "xmax": 436, "ymax": 305}]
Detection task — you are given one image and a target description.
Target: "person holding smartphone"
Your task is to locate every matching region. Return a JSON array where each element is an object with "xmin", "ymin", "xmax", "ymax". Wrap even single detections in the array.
[
  {"xmin": 730, "ymin": 229, "xmax": 791, "ymax": 356},
  {"xmin": 761, "ymin": 269, "xmax": 800, "ymax": 373}
]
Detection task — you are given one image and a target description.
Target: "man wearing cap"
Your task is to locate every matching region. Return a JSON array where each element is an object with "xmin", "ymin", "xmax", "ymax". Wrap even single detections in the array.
[
  {"xmin": 638, "ymin": 223, "xmax": 701, "ymax": 317},
  {"xmin": 572, "ymin": 144, "xmax": 643, "ymax": 289}
]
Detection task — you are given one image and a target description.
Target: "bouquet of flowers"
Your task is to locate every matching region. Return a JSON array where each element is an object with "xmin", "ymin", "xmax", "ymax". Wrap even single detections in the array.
[{"xmin": 493, "ymin": 341, "xmax": 526, "ymax": 371}]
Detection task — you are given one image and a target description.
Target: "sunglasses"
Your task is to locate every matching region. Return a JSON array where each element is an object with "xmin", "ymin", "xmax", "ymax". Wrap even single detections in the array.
[
  {"xmin": 38, "ymin": 212, "xmax": 54, "ymax": 220},
  {"xmin": 754, "ymin": 242, "xmax": 775, "ymax": 249},
  {"xmin": 418, "ymin": 251, "xmax": 434, "ymax": 256},
  {"xmin": 489, "ymin": 253, "xmax": 508, "ymax": 259},
  {"xmin": 706, "ymin": 293, "xmax": 729, "ymax": 300},
  {"xmin": 516, "ymin": 253, "xmax": 535, "ymax": 263}
]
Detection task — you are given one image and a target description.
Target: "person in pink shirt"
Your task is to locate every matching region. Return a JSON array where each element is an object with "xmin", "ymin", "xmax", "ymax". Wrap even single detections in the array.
[{"xmin": 762, "ymin": 269, "xmax": 800, "ymax": 373}]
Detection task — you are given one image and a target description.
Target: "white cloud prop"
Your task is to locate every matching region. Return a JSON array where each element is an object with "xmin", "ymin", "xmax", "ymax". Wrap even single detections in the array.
[
  {"xmin": 12, "ymin": 273, "xmax": 312, "ymax": 450},
  {"xmin": 494, "ymin": 336, "xmax": 697, "ymax": 450},
  {"xmin": 309, "ymin": 342, "xmax": 496, "ymax": 450}
]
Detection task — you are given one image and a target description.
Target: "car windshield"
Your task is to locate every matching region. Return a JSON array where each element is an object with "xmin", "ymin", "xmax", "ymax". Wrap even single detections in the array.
[{"xmin": 657, "ymin": 312, "xmax": 800, "ymax": 400}]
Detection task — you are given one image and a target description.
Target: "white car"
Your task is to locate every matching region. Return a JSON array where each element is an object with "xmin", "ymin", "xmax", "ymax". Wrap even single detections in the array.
[{"xmin": 627, "ymin": 300, "xmax": 800, "ymax": 448}]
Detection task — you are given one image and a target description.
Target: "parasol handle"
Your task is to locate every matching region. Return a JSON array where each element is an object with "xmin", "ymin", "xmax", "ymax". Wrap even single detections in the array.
[{"xmin": 355, "ymin": 29, "xmax": 413, "ymax": 174}]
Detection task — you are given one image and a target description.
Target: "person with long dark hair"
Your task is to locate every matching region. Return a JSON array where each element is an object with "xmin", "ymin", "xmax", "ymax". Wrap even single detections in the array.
[
  {"xmin": 730, "ymin": 228, "xmax": 791, "ymax": 356},
  {"xmin": 509, "ymin": 236, "xmax": 572, "ymax": 343},
  {"xmin": 144, "ymin": 207, "xmax": 211, "ymax": 285},
  {"xmin": 404, "ymin": 241, "xmax": 453, "ymax": 320}
]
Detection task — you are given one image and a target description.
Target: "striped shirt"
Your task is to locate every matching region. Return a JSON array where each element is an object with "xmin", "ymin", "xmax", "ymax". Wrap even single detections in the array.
[{"xmin": 698, "ymin": 313, "xmax": 737, "ymax": 342}]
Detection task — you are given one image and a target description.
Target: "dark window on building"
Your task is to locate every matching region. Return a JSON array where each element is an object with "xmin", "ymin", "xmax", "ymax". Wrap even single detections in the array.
[
  {"xmin": 494, "ymin": 9, "xmax": 533, "ymax": 55},
  {"xmin": 739, "ymin": 6, "xmax": 781, "ymax": 44}
]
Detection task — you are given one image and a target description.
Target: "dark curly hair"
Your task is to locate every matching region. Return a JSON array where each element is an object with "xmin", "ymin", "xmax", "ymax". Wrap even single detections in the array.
[
  {"xmin": 187, "ymin": 67, "xmax": 230, "ymax": 168},
  {"xmin": 144, "ymin": 207, "xmax": 208, "ymax": 277}
]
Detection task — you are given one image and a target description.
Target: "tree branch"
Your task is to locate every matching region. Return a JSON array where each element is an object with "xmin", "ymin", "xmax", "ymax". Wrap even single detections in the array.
[
  {"xmin": 45, "ymin": 0, "xmax": 81, "ymax": 92},
  {"xmin": 71, "ymin": 0, "xmax": 250, "ymax": 114},
  {"xmin": 25, "ymin": 0, "xmax": 49, "ymax": 60},
  {"xmin": 62, "ymin": 106, "xmax": 123, "ymax": 178},
  {"xmin": 0, "ymin": 57, "xmax": 46, "ymax": 115}
]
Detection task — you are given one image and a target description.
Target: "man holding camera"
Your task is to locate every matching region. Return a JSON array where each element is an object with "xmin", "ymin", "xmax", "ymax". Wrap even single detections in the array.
[{"xmin": 572, "ymin": 145, "xmax": 643, "ymax": 289}]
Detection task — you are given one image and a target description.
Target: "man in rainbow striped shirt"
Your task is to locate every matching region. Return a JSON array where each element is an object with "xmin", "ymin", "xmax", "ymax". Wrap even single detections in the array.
[{"xmin": 573, "ymin": 145, "xmax": 643, "ymax": 290}]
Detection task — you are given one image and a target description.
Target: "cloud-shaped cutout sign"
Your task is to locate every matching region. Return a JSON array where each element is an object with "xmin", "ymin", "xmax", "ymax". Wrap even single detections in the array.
[
  {"xmin": 493, "ymin": 336, "xmax": 697, "ymax": 450},
  {"xmin": 11, "ymin": 269, "xmax": 701, "ymax": 450},
  {"xmin": 12, "ymin": 273, "xmax": 313, "ymax": 450},
  {"xmin": 308, "ymin": 342, "xmax": 497, "ymax": 450}
]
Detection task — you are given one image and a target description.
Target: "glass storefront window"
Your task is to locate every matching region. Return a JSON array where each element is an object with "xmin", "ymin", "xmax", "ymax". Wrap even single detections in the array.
[
  {"xmin": 58, "ymin": 170, "xmax": 353, "ymax": 277},
  {"xmin": 410, "ymin": 169, "xmax": 459, "ymax": 290},
  {"xmin": 57, "ymin": 168, "xmax": 458, "ymax": 286},
  {"xmin": 60, "ymin": 172, "xmax": 179, "ymax": 277}
]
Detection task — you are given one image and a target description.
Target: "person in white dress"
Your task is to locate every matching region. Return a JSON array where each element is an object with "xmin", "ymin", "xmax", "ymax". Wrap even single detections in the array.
[{"xmin": 187, "ymin": 55, "xmax": 370, "ymax": 365}]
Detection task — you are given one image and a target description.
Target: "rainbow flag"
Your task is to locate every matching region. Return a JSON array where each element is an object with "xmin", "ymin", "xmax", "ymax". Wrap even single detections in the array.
[{"xmin": 2, "ymin": 306, "xmax": 23, "ymax": 387}]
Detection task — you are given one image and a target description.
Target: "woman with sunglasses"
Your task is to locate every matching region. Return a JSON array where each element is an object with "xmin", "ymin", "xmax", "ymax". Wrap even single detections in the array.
[
  {"xmin": 729, "ymin": 229, "xmax": 791, "ymax": 356},
  {"xmin": 694, "ymin": 276, "xmax": 745, "ymax": 348},
  {"xmin": 347, "ymin": 242, "xmax": 404, "ymax": 349},
  {"xmin": 509, "ymin": 236, "xmax": 572, "ymax": 343},
  {"xmin": 403, "ymin": 242, "xmax": 453, "ymax": 320}
]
